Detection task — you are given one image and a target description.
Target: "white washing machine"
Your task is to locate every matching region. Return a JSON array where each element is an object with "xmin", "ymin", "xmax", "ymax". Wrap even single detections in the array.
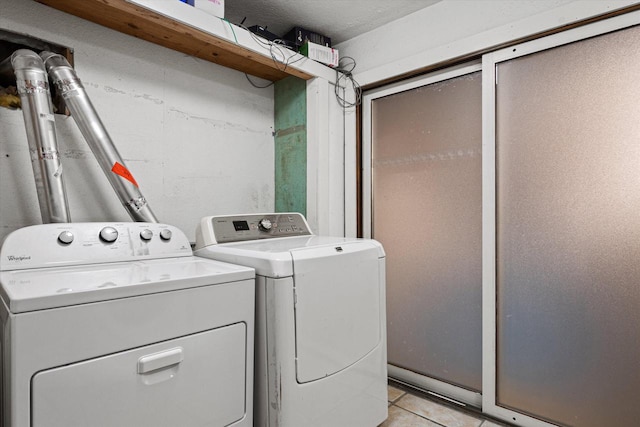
[
  {"xmin": 0, "ymin": 222, "xmax": 255, "ymax": 427},
  {"xmin": 194, "ymin": 213, "xmax": 388, "ymax": 427}
]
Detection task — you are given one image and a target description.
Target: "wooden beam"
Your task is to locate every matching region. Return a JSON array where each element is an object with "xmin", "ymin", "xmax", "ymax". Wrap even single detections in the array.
[{"xmin": 35, "ymin": 0, "xmax": 313, "ymax": 81}]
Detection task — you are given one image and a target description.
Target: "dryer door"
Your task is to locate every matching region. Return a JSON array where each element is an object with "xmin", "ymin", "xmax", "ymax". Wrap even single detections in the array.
[
  {"xmin": 31, "ymin": 323, "xmax": 247, "ymax": 427},
  {"xmin": 292, "ymin": 242, "xmax": 381, "ymax": 383}
]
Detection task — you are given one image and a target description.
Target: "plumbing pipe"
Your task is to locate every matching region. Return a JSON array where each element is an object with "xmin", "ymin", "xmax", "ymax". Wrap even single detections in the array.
[
  {"xmin": 40, "ymin": 51, "xmax": 157, "ymax": 223},
  {"xmin": 11, "ymin": 49, "xmax": 71, "ymax": 223}
]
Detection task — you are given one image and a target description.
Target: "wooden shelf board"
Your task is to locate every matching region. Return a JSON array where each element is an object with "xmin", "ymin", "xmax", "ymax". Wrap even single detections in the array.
[{"xmin": 35, "ymin": 0, "xmax": 313, "ymax": 81}]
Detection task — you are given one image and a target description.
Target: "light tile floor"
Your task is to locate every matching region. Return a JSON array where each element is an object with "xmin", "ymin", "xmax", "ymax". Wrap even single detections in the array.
[{"xmin": 381, "ymin": 383, "xmax": 511, "ymax": 427}]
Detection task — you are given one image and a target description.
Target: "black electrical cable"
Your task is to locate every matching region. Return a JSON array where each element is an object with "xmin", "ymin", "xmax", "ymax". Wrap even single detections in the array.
[
  {"xmin": 245, "ymin": 73, "xmax": 274, "ymax": 88},
  {"xmin": 226, "ymin": 19, "xmax": 360, "ymax": 102},
  {"xmin": 223, "ymin": 18, "xmax": 307, "ymax": 88},
  {"xmin": 239, "ymin": 24, "xmax": 307, "ymax": 73},
  {"xmin": 334, "ymin": 56, "xmax": 362, "ymax": 108}
]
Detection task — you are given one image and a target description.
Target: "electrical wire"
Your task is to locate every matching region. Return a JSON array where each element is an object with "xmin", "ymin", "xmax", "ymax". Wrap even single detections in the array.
[
  {"xmin": 241, "ymin": 27, "xmax": 307, "ymax": 73},
  {"xmin": 334, "ymin": 56, "xmax": 362, "ymax": 108},
  {"xmin": 223, "ymin": 18, "xmax": 309, "ymax": 88},
  {"xmin": 224, "ymin": 17, "xmax": 360, "ymax": 104},
  {"xmin": 245, "ymin": 73, "xmax": 274, "ymax": 88},
  {"xmin": 223, "ymin": 18, "xmax": 239, "ymax": 43}
]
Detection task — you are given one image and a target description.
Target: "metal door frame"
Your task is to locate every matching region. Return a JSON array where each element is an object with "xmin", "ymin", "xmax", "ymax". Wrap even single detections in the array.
[
  {"xmin": 362, "ymin": 61, "xmax": 482, "ymax": 407},
  {"xmin": 362, "ymin": 9, "xmax": 640, "ymax": 425},
  {"xmin": 482, "ymin": 10, "xmax": 640, "ymax": 426}
]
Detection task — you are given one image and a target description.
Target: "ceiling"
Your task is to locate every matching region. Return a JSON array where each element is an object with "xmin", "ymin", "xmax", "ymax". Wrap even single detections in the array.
[{"xmin": 225, "ymin": 0, "xmax": 441, "ymax": 45}]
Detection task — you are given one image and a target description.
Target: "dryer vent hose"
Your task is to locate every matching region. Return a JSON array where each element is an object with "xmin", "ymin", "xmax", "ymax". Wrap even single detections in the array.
[
  {"xmin": 11, "ymin": 49, "xmax": 71, "ymax": 223},
  {"xmin": 40, "ymin": 51, "xmax": 157, "ymax": 223}
]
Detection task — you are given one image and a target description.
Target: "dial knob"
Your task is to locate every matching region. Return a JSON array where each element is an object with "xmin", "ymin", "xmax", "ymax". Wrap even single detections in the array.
[
  {"xmin": 159, "ymin": 229, "xmax": 172, "ymax": 241},
  {"xmin": 57, "ymin": 231, "xmax": 74, "ymax": 245},
  {"xmin": 140, "ymin": 229, "xmax": 153, "ymax": 241},
  {"xmin": 258, "ymin": 218, "xmax": 273, "ymax": 231},
  {"xmin": 99, "ymin": 226, "xmax": 118, "ymax": 243}
]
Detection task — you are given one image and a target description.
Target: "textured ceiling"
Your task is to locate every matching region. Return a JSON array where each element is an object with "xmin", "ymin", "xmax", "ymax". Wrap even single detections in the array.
[{"xmin": 225, "ymin": 0, "xmax": 441, "ymax": 45}]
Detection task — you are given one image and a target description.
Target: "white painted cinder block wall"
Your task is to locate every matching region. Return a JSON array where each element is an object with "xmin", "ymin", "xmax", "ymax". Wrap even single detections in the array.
[{"xmin": 0, "ymin": 0, "xmax": 275, "ymax": 243}]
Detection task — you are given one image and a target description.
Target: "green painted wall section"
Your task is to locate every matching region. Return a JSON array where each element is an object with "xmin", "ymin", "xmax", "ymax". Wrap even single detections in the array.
[{"xmin": 274, "ymin": 76, "xmax": 306, "ymax": 214}]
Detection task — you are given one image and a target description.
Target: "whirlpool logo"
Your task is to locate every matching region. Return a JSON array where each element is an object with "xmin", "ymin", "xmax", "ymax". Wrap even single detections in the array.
[{"xmin": 7, "ymin": 255, "xmax": 31, "ymax": 262}]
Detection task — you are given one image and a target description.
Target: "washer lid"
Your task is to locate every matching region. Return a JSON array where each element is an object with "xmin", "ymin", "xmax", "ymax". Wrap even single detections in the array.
[
  {"xmin": 195, "ymin": 235, "xmax": 384, "ymax": 277},
  {"xmin": 0, "ymin": 257, "xmax": 254, "ymax": 313}
]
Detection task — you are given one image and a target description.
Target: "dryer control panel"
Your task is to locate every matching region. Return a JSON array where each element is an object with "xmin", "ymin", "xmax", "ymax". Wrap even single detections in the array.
[
  {"xmin": 196, "ymin": 213, "xmax": 312, "ymax": 246},
  {"xmin": 0, "ymin": 223, "xmax": 192, "ymax": 271}
]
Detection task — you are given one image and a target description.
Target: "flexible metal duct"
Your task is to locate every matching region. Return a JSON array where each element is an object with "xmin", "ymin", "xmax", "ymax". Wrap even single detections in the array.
[
  {"xmin": 40, "ymin": 51, "xmax": 158, "ymax": 223},
  {"xmin": 10, "ymin": 49, "xmax": 71, "ymax": 223}
]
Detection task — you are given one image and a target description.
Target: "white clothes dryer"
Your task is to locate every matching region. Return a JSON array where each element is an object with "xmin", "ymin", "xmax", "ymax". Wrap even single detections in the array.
[
  {"xmin": 0, "ymin": 222, "xmax": 255, "ymax": 427},
  {"xmin": 194, "ymin": 213, "xmax": 388, "ymax": 427}
]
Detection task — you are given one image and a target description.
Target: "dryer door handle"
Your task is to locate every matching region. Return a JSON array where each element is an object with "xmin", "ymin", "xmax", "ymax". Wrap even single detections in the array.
[{"xmin": 137, "ymin": 347, "xmax": 184, "ymax": 374}]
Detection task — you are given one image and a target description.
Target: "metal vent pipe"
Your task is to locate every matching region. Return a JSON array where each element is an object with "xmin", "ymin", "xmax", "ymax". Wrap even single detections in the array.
[
  {"xmin": 40, "ymin": 51, "xmax": 158, "ymax": 223},
  {"xmin": 10, "ymin": 49, "xmax": 71, "ymax": 223}
]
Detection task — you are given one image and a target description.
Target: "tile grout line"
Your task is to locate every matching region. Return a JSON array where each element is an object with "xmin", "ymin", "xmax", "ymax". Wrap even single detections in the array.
[
  {"xmin": 388, "ymin": 391, "xmax": 407, "ymax": 405},
  {"xmin": 388, "ymin": 386, "xmax": 500, "ymax": 427},
  {"xmin": 389, "ymin": 403, "xmax": 452, "ymax": 427}
]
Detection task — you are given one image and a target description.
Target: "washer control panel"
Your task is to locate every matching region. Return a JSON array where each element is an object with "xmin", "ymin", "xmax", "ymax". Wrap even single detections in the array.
[
  {"xmin": 0, "ymin": 222, "xmax": 192, "ymax": 271},
  {"xmin": 203, "ymin": 213, "xmax": 312, "ymax": 244}
]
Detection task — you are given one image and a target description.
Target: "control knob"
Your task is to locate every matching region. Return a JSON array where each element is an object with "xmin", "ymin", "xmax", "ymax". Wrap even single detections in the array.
[
  {"xmin": 140, "ymin": 229, "xmax": 153, "ymax": 241},
  {"xmin": 258, "ymin": 218, "xmax": 273, "ymax": 231},
  {"xmin": 99, "ymin": 226, "xmax": 118, "ymax": 243},
  {"xmin": 159, "ymin": 229, "xmax": 172, "ymax": 241},
  {"xmin": 57, "ymin": 231, "xmax": 74, "ymax": 245}
]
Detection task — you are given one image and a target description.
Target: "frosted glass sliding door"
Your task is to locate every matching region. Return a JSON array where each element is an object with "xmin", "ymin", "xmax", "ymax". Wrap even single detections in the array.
[
  {"xmin": 491, "ymin": 23, "xmax": 640, "ymax": 427},
  {"xmin": 370, "ymin": 69, "xmax": 482, "ymax": 392}
]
